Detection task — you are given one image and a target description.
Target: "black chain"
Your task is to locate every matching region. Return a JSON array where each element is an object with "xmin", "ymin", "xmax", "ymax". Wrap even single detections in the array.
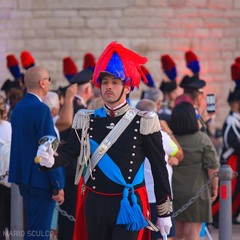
[
  {"xmin": 0, "ymin": 171, "xmax": 9, "ymax": 180},
  {"xmin": 172, "ymin": 174, "xmax": 217, "ymax": 218},
  {"xmin": 55, "ymin": 205, "xmax": 76, "ymax": 222}
]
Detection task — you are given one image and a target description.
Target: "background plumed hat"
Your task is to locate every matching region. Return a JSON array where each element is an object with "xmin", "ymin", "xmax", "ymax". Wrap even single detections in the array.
[
  {"xmin": 228, "ymin": 62, "xmax": 240, "ymax": 102},
  {"xmin": 235, "ymin": 57, "xmax": 240, "ymax": 65},
  {"xmin": 140, "ymin": 65, "xmax": 155, "ymax": 87},
  {"xmin": 160, "ymin": 81, "xmax": 177, "ymax": 93},
  {"xmin": 180, "ymin": 75, "xmax": 206, "ymax": 89},
  {"xmin": 185, "ymin": 50, "xmax": 200, "ymax": 77},
  {"xmin": 63, "ymin": 57, "xmax": 78, "ymax": 82},
  {"xmin": 20, "ymin": 51, "xmax": 35, "ymax": 70},
  {"xmin": 160, "ymin": 54, "xmax": 177, "ymax": 93},
  {"xmin": 161, "ymin": 54, "xmax": 177, "ymax": 81},
  {"xmin": 69, "ymin": 69, "xmax": 93, "ymax": 85},
  {"xmin": 6, "ymin": 54, "xmax": 21, "ymax": 79},
  {"xmin": 231, "ymin": 62, "xmax": 240, "ymax": 89},
  {"xmin": 1, "ymin": 79, "xmax": 21, "ymax": 94},
  {"xmin": 92, "ymin": 41, "xmax": 148, "ymax": 89},
  {"xmin": 180, "ymin": 50, "xmax": 206, "ymax": 89},
  {"xmin": 83, "ymin": 53, "xmax": 96, "ymax": 72}
]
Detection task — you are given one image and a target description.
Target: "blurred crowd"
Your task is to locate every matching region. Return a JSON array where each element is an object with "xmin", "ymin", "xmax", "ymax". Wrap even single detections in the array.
[{"xmin": 0, "ymin": 47, "xmax": 240, "ymax": 240}]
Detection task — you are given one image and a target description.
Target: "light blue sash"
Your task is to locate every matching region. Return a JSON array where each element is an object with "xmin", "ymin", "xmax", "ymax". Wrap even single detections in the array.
[{"xmin": 90, "ymin": 139, "xmax": 147, "ymax": 231}]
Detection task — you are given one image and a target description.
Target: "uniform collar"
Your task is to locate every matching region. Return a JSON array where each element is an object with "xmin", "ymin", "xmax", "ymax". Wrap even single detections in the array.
[{"xmin": 104, "ymin": 101, "xmax": 130, "ymax": 117}]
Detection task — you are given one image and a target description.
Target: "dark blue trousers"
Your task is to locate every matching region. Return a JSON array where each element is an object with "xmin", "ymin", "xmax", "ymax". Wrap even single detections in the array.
[{"xmin": 19, "ymin": 185, "xmax": 55, "ymax": 240}]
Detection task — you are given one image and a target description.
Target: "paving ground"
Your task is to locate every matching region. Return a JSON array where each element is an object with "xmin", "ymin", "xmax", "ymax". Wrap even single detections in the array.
[{"xmin": 206, "ymin": 224, "xmax": 240, "ymax": 240}]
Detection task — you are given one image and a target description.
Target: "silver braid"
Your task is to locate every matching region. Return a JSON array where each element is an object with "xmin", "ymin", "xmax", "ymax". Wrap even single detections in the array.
[{"xmin": 74, "ymin": 114, "xmax": 91, "ymax": 185}]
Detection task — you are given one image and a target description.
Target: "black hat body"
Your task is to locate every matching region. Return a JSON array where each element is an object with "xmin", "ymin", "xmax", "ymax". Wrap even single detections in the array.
[
  {"xmin": 160, "ymin": 81, "xmax": 177, "ymax": 93},
  {"xmin": 69, "ymin": 69, "xmax": 93, "ymax": 85},
  {"xmin": 180, "ymin": 75, "xmax": 206, "ymax": 89}
]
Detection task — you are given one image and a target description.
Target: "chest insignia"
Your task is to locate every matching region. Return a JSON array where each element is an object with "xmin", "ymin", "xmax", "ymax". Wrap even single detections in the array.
[{"xmin": 106, "ymin": 123, "xmax": 115, "ymax": 129}]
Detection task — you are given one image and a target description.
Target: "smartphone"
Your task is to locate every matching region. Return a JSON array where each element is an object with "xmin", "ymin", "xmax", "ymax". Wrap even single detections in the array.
[{"xmin": 206, "ymin": 94, "xmax": 215, "ymax": 113}]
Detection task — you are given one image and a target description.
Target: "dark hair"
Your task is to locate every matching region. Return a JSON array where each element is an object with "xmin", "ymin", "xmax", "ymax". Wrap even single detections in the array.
[
  {"xmin": 170, "ymin": 102, "xmax": 199, "ymax": 135},
  {"xmin": 184, "ymin": 88, "xmax": 201, "ymax": 100}
]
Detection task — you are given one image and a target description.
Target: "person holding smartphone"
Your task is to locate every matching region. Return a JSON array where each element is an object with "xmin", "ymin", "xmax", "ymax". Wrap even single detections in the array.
[{"xmin": 174, "ymin": 75, "xmax": 215, "ymax": 132}]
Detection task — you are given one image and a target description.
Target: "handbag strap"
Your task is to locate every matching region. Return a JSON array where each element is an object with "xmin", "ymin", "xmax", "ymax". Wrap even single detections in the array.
[{"xmin": 84, "ymin": 108, "xmax": 139, "ymax": 183}]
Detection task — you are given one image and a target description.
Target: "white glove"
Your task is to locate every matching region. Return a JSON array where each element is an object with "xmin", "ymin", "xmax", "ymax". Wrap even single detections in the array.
[
  {"xmin": 36, "ymin": 144, "xmax": 55, "ymax": 168},
  {"xmin": 157, "ymin": 216, "xmax": 172, "ymax": 236}
]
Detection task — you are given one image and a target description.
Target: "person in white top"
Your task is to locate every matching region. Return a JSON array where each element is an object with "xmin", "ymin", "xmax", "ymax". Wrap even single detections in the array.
[
  {"xmin": 136, "ymin": 98, "xmax": 183, "ymax": 240},
  {"xmin": 0, "ymin": 95, "xmax": 12, "ymax": 238}
]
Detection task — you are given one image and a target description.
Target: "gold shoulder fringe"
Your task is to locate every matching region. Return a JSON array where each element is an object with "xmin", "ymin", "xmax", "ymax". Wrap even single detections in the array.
[
  {"xmin": 139, "ymin": 111, "xmax": 161, "ymax": 135},
  {"xmin": 72, "ymin": 109, "xmax": 94, "ymax": 129}
]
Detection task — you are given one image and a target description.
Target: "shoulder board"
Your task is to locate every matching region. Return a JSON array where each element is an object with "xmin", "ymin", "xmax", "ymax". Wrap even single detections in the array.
[
  {"xmin": 72, "ymin": 109, "xmax": 94, "ymax": 129},
  {"xmin": 137, "ymin": 111, "xmax": 161, "ymax": 135}
]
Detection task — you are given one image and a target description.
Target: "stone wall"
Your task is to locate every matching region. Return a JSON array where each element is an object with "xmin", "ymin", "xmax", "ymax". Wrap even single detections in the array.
[{"xmin": 0, "ymin": 0, "xmax": 240, "ymax": 128}]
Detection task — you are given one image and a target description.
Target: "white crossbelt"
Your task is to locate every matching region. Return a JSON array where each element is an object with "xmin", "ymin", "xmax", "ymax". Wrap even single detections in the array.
[{"xmin": 84, "ymin": 108, "xmax": 139, "ymax": 183}]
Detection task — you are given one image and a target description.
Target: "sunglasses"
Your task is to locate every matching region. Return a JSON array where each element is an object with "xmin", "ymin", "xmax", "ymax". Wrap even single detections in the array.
[{"xmin": 42, "ymin": 77, "xmax": 51, "ymax": 82}]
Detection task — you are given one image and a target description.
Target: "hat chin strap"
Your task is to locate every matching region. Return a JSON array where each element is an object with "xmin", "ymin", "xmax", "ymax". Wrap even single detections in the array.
[{"xmin": 101, "ymin": 85, "xmax": 126, "ymax": 105}]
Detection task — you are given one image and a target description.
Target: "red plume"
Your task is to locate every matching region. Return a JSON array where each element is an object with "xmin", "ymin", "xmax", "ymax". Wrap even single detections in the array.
[
  {"xmin": 6, "ymin": 55, "xmax": 19, "ymax": 68},
  {"xmin": 161, "ymin": 55, "xmax": 175, "ymax": 71},
  {"xmin": 83, "ymin": 53, "xmax": 96, "ymax": 70},
  {"xmin": 235, "ymin": 57, "xmax": 240, "ymax": 65},
  {"xmin": 185, "ymin": 50, "xmax": 198, "ymax": 63},
  {"xmin": 63, "ymin": 57, "xmax": 78, "ymax": 81},
  {"xmin": 93, "ymin": 41, "xmax": 148, "ymax": 88},
  {"xmin": 231, "ymin": 63, "xmax": 240, "ymax": 81},
  {"xmin": 20, "ymin": 51, "xmax": 35, "ymax": 69},
  {"xmin": 185, "ymin": 50, "xmax": 200, "ymax": 74}
]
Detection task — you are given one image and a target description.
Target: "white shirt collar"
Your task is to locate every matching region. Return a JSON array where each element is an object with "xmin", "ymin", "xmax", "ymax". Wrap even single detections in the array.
[
  {"xmin": 106, "ymin": 100, "xmax": 127, "ymax": 110},
  {"xmin": 28, "ymin": 92, "xmax": 42, "ymax": 102}
]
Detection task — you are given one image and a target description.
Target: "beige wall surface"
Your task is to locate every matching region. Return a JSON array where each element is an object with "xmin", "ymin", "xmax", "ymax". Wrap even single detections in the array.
[{"xmin": 0, "ymin": 0, "xmax": 240, "ymax": 128}]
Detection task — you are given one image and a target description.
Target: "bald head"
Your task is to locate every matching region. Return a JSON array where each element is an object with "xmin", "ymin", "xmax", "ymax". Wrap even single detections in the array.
[{"xmin": 24, "ymin": 66, "xmax": 49, "ymax": 91}]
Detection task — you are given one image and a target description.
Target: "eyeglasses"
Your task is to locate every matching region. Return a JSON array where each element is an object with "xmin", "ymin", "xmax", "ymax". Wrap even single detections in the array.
[{"xmin": 42, "ymin": 77, "xmax": 51, "ymax": 82}]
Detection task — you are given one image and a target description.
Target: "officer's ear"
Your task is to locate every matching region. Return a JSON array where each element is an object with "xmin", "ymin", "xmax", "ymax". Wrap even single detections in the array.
[{"xmin": 124, "ymin": 85, "xmax": 131, "ymax": 95}]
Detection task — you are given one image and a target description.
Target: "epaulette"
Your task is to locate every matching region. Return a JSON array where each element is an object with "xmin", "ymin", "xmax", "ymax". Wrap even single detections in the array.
[
  {"xmin": 137, "ymin": 111, "xmax": 161, "ymax": 135},
  {"xmin": 72, "ymin": 109, "xmax": 94, "ymax": 129}
]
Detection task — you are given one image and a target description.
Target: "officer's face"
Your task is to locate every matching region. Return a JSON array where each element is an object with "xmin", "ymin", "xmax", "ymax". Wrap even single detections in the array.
[{"xmin": 100, "ymin": 75, "xmax": 130, "ymax": 108}]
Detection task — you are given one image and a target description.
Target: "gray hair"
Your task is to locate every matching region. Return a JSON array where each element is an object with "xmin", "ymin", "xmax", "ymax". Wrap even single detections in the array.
[
  {"xmin": 43, "ymin": 91, "xmax": 60, "ymax": 111},
  {"xmin": 135, "ymin": 99, "xmax": 157, "ymax": 112},
  {"xmin": 143, "ymin": 88, "xmax": 163, "ymax": 103}
]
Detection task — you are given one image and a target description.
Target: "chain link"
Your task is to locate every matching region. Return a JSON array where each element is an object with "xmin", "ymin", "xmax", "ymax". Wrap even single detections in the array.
[
  {"xmin": 55, "ymin": 204, "xmax": 76, "ymax": 222},
  {"xmin": 0, "ymin": 171, "xmax": 9, "ymax": 180},
  {"xmin": 172, "ymin": 174, "xmax": 217, "ymax": 218},
  {"xmin": 55, "ymin": 174, "xmax": 220, "ymax": 223}
]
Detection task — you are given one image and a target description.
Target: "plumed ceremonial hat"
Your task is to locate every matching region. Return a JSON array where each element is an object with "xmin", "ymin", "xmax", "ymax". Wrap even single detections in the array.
[
  {"xmin": 180, "ymin": 75, "xmax": 206, "ymax": 89},
  {"xmin": 228, "ymin": 62, "xmax": 240, "ymax": 102},
  {"xmin": 159, "ymin": 81, "xmax": 177, "ymax": 93},
  {"xmin": 185, "ymin": 50, "xmax": 200, "ymax": 76},
  {"xmin": 69, "ymin": 68, "xmax": 93, "ymax": 85},
  {"xmin": 160, "ymin": 54, "xmax": 177, "ymax": 93},
  {"xmin": 140, "ymin": 65, "xmax": 155, "ymax": 87},
  {"xmin": 20, "ymin": 51, "xmax": 35, "ymax": 70},
  {"xmin": 161, "ymin": 54, "xmax": 177, "ymax": 81},
  {"xmin": 92, "ymin": 41, "xmax": 148, "ymax": 89},
  {"xmin": 1, "ymin": 79, "xmax": 21, "ymax": 94},
  {"xmin": 231, "ymin": 62, "xmax": 240, "ymax": 89},
  {"xmin": 235, "ymin": 57, "xmax": 240, "ymax": 65},
  {"xmin": 6, "ymin": 54, "xmax": 21, "ymax": 79},
  {"xmin": 83, "ymin": 53, "xmax": 96, "ymax": 72},
  {"xmin": 63, "ymin": 57, "xmax": 78, "ymax": 82}
]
